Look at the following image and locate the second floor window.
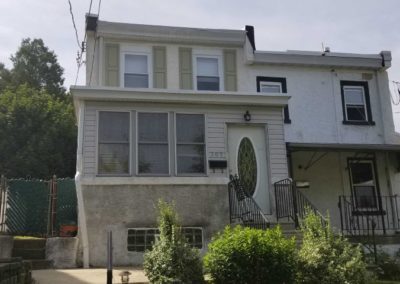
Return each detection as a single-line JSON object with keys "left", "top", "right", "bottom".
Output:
{"left": 340, "top": 81, "right": 374, "bottom": 125}
{"left": 124, "top": 54, "right": 149, "bottom": 88}
{"left": 196, "top": 57, "right": 220, "bottom": 91}
{"left": 257, "top": 76, "right": 291, "bottom": 124}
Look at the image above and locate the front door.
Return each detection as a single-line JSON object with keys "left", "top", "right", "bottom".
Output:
{"left": 228, "top": 125, "right": 270, "bottom": 213}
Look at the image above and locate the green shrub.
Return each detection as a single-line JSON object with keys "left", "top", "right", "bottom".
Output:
{"left": 375, "top": 249, "right": 400, "bottom": 281}
{"left": 143, "top": 200, "right": 204, "bottom": 284}
{"left": 296, "top": 210, "right": 369, "bottom": 284}
{"left": 204, "top": 225, "right": 296, "bottom": 284}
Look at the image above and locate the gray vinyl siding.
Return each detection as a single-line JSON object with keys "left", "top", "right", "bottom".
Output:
{"left": 82, "top": 101, "right": 288, "bottom": 179}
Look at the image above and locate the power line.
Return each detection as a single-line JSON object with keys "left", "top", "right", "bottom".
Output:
{"left": 68, "top": 0, "right": 81, "bottom": 50}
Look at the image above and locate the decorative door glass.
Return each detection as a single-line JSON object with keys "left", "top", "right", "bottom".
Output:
{"left": 238, "top": 137, "right": 257, "bottom": 196}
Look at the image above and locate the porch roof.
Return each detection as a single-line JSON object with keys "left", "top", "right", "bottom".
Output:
{"left": 286, "top": 142, "right": 400, "bottom": 152}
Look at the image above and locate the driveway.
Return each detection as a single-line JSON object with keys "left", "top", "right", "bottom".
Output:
{"left": 32, "top": 268, "right": 149, "bottom": 284}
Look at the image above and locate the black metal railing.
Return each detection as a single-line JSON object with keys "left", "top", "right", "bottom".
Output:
{"left": 274, "top": 178, "right": 327, "bottom": 228}
{"left": 228, "top": 175, "right": 270, "bottom": 230}
{"left": 339, "top": 196, "right": 381, "bottom": 262}
{"left": 338, "top": 195, "right": 400, "bottom": 235}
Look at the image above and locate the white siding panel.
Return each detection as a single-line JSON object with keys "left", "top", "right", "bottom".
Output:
{"left": 81, "top": 101, "right": 288, "bottom": 180}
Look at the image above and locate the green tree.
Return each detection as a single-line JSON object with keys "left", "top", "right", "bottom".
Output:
{"left": 143, "top": 200, "right": 204, "bottom": 284}
{"left": 0, "top": 63, "right": 12, "bottom": 93}
{"left": 0, "top": 85, "right": 76, "bottom": 178}
{"left": 296, "top": 210, "right": 370, "bottom": 284}
{"left": 7, "top": 38, "right": 66, "bottom": 97}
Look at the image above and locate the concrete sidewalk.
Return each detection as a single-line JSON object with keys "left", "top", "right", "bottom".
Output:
{"left": 32, "top": 268, "right": 149, "bottom": 284}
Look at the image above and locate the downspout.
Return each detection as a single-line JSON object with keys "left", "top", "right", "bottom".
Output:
{"left": 75, "top": 99, "right": 90, "bottom": 268}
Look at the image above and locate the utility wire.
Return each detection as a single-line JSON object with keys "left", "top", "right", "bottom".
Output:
{"left": 68, "top": 0, "right": 81, "bottom": 50}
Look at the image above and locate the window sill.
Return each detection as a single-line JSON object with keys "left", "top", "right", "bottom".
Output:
{"left": 342, "top": 120, "right": 375, "bottom": 126}
{"left": 80, "top": 176, "right": 228, "bottom": 186}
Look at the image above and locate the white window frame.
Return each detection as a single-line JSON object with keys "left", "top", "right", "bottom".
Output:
{"left": 136, "top": 111, "right": 170, "bottom": 176}
{"left": 96, "top": 110, "right": 132, "bottom": 176}
{"left": 348, "top": 159, "right": 378, "bottom": 210}
{"left": 193, "top": 52, "right": 224, "bottom": 91}
{"left": 259, "top": 81, "right": 283, "bottom": 94}
{"left": 127, "top": 227, "right": 203, "bottom": 252}
{"left": 174, "top": 113, "right": 207, "bottom": 176}
{"left": 343, "top": 85, "right": 368, "bottom": 122}
{"left": 121, "top": 51, "right": 152, "bottom": 88}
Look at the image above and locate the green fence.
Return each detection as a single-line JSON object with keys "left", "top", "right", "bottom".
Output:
{"left": 0, "top": 177, "right": 77, "bottom": 237}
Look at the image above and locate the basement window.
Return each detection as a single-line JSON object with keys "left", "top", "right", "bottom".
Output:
{"left": 127, "top": 227, "right": 203, "bottom": 252}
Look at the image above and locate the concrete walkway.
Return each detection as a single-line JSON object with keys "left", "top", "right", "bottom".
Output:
{"left": 32, "top": 268, "right": 149, "bottom": 284}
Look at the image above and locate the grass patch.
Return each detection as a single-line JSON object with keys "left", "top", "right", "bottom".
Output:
{"left": 14, "top": 236, "right": 45, "bottom": 240}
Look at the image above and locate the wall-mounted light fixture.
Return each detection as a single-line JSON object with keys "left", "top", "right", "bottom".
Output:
{"left": 244, "top": 110, "right": 251, "bottom": 122}
{"left": 119, "top": 271, "right": 131, "bottom": 284}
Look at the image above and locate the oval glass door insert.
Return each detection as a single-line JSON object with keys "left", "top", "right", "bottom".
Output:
{"left": 238, "top": 137, "right": 257, "bottom": 196}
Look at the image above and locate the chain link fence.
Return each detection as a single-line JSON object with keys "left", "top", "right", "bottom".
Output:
{"left": 0, "top": 175, "right": 77, "bottom": 237}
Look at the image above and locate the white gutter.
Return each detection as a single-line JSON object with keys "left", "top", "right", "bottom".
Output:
{"left": 70, "top": 86, "right": 290, "bottom": 107}
{"left": 74, "top": 100, "right": 90, "bottom": 268}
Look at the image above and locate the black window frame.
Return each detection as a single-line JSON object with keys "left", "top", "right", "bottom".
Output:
{"left": 340, "top": 81, "right": 375, "bottom": 126}
{"left": 256, "top": 76, "right": 291, "bottom": 124}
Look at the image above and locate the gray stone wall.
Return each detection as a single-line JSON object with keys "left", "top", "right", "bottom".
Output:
{"left": 82, "top": 184, "right": 229, "bottom": 266}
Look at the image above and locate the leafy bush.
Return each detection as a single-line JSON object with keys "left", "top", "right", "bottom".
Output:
{"left": 375, "top": 249, "right": 400, "bottom": 281}
{"left": 143, "top": 200, "right": 204, "bottom": 284}
{"left": 204, "top": 225, "right": 296, "bottom": 284}
{"left": 296, "top": 210, "right": 369, "bottom": 284}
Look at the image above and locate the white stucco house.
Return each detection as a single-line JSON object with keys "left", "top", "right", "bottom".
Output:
{"left": 71, "top": 14, "right": 400, "bottom": 267}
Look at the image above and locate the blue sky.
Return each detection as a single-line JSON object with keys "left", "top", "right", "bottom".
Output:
{"left": 0, "top": 0, "right": 399, "bottom": 110}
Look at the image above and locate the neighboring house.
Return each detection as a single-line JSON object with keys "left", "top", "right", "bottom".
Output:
{"left": 71, "top": 15, "right": 400, "bottom": 267}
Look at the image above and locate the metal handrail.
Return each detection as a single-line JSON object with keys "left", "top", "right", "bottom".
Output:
{"left": 339, "top": 196, "right": 378, "bottom": 262}
{"left": 274, "top": 178, "right": 327, "bottom": 228}
{"left": 228, "top": 175, "right": 270, "bottom": 230}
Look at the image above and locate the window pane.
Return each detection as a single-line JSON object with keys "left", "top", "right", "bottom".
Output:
{"left": 176, "top": 114, "right": 205, "bottom": 143}
{"left": 125, "top": 54, "right": 148, "bottom": 74}
{"left": 260, "top": 84, "right": 281, "bottom": 93}
{"left": 138, "top": 144, "right": 169, "bottom": 174}
{"left": 344, "top": 87, "right": 364, "bottom": 105}
{"left": 197, "top": 57, "right": 218, "bottom": 76}
{"left": 346, "top": 106, "right": 366, "bottom": 121}
{"left": 177, "top": 145, "right": 205, "bottom": 174}
{"left": 354, "top": 186, "right": 377, "bottom": 208}
{"left": 197, "top": 76, "right": 219, "bottom": 91}
{"left": 350, "top": 162, "right": 374, "bottom": 186}
{"left": 138, "top": 113, "right": 168, "bottom": 142}
{"left": 98, "top": 143, "right": 129, "bottom": 174}
{"left": 138, "top": 113, "right": 169, "bottom": 174}
{"left": 124, "top": 74, "right": 149, "bottom": 88}
{"left": 99, "top": 112, "right": 129, "bottom": 142}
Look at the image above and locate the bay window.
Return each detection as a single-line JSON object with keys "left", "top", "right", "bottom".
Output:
{"left": 137, "top": 113, "right": 169, "bottom": 175}
{"left": 98, "top": 111, "right": 130, "bottom": 175}
{"left": 176, "top": 114, "right": 206, "bottom": 175}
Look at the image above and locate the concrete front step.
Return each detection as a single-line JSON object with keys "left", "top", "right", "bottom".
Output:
{"left": 13, "top": 239, "right": 46, "bottom": 249}
{"left": 29, "top": 259, "right": 53, "bottom": 270}
{"left": 12, "top": 248, "right": 45, "bottom": 260}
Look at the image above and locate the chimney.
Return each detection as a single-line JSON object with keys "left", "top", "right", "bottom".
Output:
{"left": 86, "top": 13, "right": 98, "bottom": 32}
{"left": 245, "top": 25, "right": 256, "bottom": 51}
